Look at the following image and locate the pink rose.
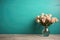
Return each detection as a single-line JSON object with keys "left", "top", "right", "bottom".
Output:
{"left": 42, "top": 19, "right": 45, "bottom": 23}
{"left": 51, "top": 17, "right": 58, "bottom": 23}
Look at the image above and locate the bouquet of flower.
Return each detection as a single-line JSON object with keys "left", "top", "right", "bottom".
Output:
{"left": 36, "top": 13, "right": 59, "bottom": 27}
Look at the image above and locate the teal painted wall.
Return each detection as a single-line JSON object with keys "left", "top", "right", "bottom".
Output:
{"left": 0, "top": 0, "right": 60, "bottom": 34}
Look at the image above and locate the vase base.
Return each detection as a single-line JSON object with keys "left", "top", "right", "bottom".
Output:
{"left": 42, "top": 31, "right": 50, "bottom": 37}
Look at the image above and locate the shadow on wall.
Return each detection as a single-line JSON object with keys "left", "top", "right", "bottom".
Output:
{"left": 31, "top": 19, "right": 44, "bottom": 34}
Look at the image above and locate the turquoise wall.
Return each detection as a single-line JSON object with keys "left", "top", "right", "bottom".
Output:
{"left": 0, "top": 0, "right": 60, "bottom": 34}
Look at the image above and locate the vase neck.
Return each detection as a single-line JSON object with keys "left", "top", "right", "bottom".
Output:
{"left": 44, "top": 27, "right": 48, "bottom": 32}
{"left": 45, "top": 26, "right": 48, "bottom": 28}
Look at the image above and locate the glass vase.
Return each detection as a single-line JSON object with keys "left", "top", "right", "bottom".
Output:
{"left": 42, "top": 27, "right": 50, "bottom": 37}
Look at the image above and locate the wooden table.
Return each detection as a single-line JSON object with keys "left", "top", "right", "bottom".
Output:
{"left": 0, "top": 34, "right": 60, "bottom": 40}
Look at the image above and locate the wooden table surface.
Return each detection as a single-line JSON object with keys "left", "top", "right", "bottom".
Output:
{"left": 0, "top": 34, "right": 60, "bottom": 40}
